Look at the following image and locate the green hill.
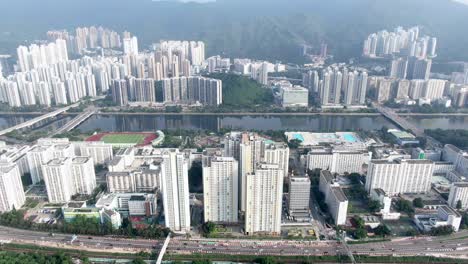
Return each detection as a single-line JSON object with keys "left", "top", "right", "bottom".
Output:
{"left": 207, "top": 73, "right": 274, "bottom": 108}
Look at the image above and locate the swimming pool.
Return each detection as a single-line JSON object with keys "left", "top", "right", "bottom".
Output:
{"left": 293, "top": 133, "right": 304, "bottom": 142}
{"left": 343, "top": 133, "right": 357, "bottom": 143}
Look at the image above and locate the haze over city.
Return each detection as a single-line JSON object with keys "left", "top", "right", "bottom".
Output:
{"left": 0, "top": 0, "right": 467, "bottom": 263}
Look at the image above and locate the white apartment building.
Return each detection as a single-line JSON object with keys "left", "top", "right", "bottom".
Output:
{"left": 443, "top": 144, "right": 468, "bottom": 175}
{"left": 366, "top": 159, "right": 434, "bottom": 196}
{"left": 424, "top": 79, "right": 446, "bottom": 101}
{"left": 203, "top": 156, "right": 239, "bottom": 223}
{"left": 306, "top": 147, "right": 371, "bottom": 174}
{"left": 0, "top": 145, "right": 31, "bottom": 177}
{"left": 27, "top": 145, "right": 53, "bottom": 184}
{"left": 264, "top": 143, "right": 290, "bottom": 177}
{"left": 224, "top": 132, "right": 289, "bottom": 212}
{"left": 448, "top": 182, "right": 468, "bottom": 210}
{"left": 160, "top": 149, "right": 190, "bottom": 233}
{"left": 78, "top": 141, "right": 113, "bottom": 165}
{"left": 52, "top": 143, "right": 75, "bottom": 159}
{"left": 107, "top": 171, "right": 136, "bottom": 193}
{"left": 288, "top": 177, "right": 311, "bottom": 216}
{"left": 328, "top": 187, "right": 349, "bottom": 226}
{"left": 71, "top": 157, "right": 96, "bottom": 195}
{"left": 319, "top": 170, "right": 348, "bottom": 225}
{"left": 42, "top": 158, "right": 74, "bottom": 203}
{"left": 245, "top": 164, "right": 284, "bottom": 235}
{"left": 0, "top": 164, "right": 26, "bottom": 212}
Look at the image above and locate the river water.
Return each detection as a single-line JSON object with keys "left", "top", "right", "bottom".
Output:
{"left": 0, "top": 114, "right": 467, "bottom": 133}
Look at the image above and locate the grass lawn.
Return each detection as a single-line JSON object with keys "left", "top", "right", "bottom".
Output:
{"left": 101, "top": 134, "right": 146, "bottom": 144}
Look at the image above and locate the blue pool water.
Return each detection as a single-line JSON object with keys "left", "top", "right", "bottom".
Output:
{"left": 293, "top": 133, "right": 304, "bottom": 142}
{"left": 343, "top": 133, "right": 357, "bottom": 142}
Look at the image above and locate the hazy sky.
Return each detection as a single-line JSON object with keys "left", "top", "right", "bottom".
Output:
{"left": 454, "top": 0, "right": 468, "bottom": 4}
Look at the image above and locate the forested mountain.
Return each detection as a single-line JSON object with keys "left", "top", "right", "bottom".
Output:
{"left": 0, "top": 0, "right": 467, "bottom": 63}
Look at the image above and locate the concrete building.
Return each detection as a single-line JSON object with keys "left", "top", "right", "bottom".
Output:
{"left": 160, "top": 149, "right": 190, "bottom": 233}
{"left": 0, "top": 164, "right": 26, "bottom": 212}
{"left": 71, "top": 157, "right": 96, "bottom": 195}
{"left": 366, "top": 159, "right": 434, "bottom": 196}
{"left": 442, "top": 144, "right": 468, "bottom": 175}
{"left": 78, "top": 141, "right": 114, "bottom": 165}
{"left": 370, "top": 188, "right": 400, "bottom": 220}
{"left": 128, "top": 194, "right": 157, "bottom": 216}
{"left": 306, "top": 147, "right": 371, "bottom": 174}
{"left": 27, "top": 145, "right": 53, "bottom": 184}
{"left": 42, "top": 158, "right": 74, "bottom": 203}
{"left": 414, "top": 205, "right": 462, "bottom": 232}
{"left": 390, "top": 58, "right": 408, "bottom": 79}
{"left": 319, "top": 170, "right": 348, "bottom": 225}
{"left": 223, "top": 132, "right": 289, "bottom": 212}
{"left": 280, "top": 85, "right": 309, "bottom": 107}
{"left": 245, "top": 164, "right": 284, "bottom": 235}
{"left": 203, "top": 155, "right": 239, "bottom": 223}
{"left": 159, "top": 76, "right": 222, "bottom": 106}
{"left": 101, "top": 208, "right": 122, "bottom": 229}
{"left": 448, "top": 182, "right": 468, "bottom": 210}
{"left": 288, "top": 177, "right": 311, "bottom": 219}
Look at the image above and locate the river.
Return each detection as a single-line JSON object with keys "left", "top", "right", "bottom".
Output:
{"left": 0, "top": 114, "right": 467, "bottom": 133}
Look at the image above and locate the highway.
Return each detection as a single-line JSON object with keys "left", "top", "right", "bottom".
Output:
{"left": 0, "top": 96, "right": 104, "bottom": 136}
{"left": 0, "top": 102, "right": 82, "bottom": 136}
{"left": 50, "top": 108, "right": 97, "bottom": 136}
{"left": 0, "top": 226, "right": 467, "bottom": 260}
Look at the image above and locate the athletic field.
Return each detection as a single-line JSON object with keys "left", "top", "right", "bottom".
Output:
{"left": 86, "top": 132, "right": 157, "bottom": 146}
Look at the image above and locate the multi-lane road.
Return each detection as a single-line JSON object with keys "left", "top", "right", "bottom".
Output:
{"left": 0, "top": 225, "right": 467, "bottom": 260}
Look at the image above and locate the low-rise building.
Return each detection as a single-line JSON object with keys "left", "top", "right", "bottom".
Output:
{"left": 280, "top": 84, "right": 309, "bottom": 107}
{"left": 128, "top": 194, "right": 157, "bottom": 216}
{"left": 414, "top": 205, "right": 462, "bottom": 232}
{"left": 388, "top": 129, "right": 419, "bottom": 146}
{"left": 96, "top": 193, "right": 157, "bottom": 217}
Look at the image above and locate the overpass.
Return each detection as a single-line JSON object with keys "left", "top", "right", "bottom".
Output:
{"left": 156, "top": 234, "right": 171, "bottom": 264}
{"left": 373, "top": 103, "right": 441, "bottom": 147}
{"left": 0, "top": 96, "right": 105, "bottom": 136}
{"left": 373, "top": 103, "right": 425, "bottom": 136}
{"left": 50, "top": 108, "right": 97, "bottom": 136}
{"left": 0, "top": 102, "right": 81, "bottom": 136}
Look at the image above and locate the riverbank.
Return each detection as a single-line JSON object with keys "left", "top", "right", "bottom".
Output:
{"left": 98, "top": 111, "right": 382, "bottom": 116}
{"left": 1, "top": 110, "right": 468, "bottom": 117}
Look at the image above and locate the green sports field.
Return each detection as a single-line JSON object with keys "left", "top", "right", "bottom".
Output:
{"left": 101, "top": 133, "right": 146, "bottom": 145}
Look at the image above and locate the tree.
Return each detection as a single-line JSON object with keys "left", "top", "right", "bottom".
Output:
{"left": 374, "top": 224, "right": 391, "bottom": 237}
{"left": 413, "top": 198, "right": 424, "bottom": 208}
{"left": 193, "top": 259, "right": 211, "bottom": 264}
{"left": 430, "top": 225, "right": 454, "bottom": 236}
{"left": 256, "top": 256, "right": 277, "bottom": 264}
{"left": 202, "top": 221, "right": 216, "bottom": 236}
{"left": 354, "top": 228, "right": 368, "bottom": 239}
{"left": 348, "top": 173, "right": 361, "bottom": 185}
{"left": 131, "top": 258, "right": 147, "bottom": 264}
{"left": 353, "top": 216, "right": 365, "bottom": 229}
{"left": 287, "top": 139, "right": 302, "bottom": 149}
{"left": 368, "top": 200, "right": 382, "bottom": 213}
{"left": 395, "top": 199, "right": 415, "bottom": 215}
{"left": 456, "top": 200, "right": 463, "bottom": 210}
